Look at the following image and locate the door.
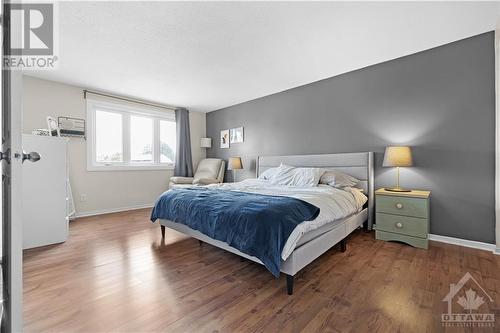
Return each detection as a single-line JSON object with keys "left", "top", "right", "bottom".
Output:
{"left": 1, "top": 2, "right": 24, "bottom": 332}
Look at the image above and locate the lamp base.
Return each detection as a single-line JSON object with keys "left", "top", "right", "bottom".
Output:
{"left": 384, "top": 187, "right": 412, "bottom": 193}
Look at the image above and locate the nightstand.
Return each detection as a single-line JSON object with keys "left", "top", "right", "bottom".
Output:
{"left": 375, "top": 188, "right": 431, "bottom": 249}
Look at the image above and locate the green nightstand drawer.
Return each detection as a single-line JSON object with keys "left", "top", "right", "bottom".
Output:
{"left": 376, "top": 212, "right": 428, "bottom": 238}
{"left": 376, "top": 230, "right": 428, "bottom": 249}
{"left": 377, "top": 195, "right": 428, "bottom": 219}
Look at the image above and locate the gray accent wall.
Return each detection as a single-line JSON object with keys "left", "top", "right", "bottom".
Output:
{"left": 206, "top": 32, "right": 495, "bottom": 244}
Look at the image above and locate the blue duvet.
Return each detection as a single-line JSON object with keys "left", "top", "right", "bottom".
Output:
{"left": 150, "top": 187, "right": 320, "bottom": 277}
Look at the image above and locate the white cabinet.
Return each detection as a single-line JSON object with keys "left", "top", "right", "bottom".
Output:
{"left": 22, "top": 135, "right": 70, "bottom": 249}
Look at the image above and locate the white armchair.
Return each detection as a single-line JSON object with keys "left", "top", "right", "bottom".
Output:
{"left": 169, "top": 158, "right": 225, "bottom": 188}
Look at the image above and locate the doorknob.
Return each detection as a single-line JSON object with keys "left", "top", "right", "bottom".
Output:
{"left": 22, "top": 151, "right": 41, "bottom": 163}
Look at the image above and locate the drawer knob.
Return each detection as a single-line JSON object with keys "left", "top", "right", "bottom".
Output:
{"left": 395, "top": 203, "right": 403, "bottom": 209}
{"left": 395, "top": 222, "right": 403, "bottom": 228}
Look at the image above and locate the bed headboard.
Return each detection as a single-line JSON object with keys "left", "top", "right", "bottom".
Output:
{"left": 257, "top": 152, "right": 374, "bottom": 229}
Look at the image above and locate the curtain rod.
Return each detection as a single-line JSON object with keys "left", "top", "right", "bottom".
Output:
{"left": 83, "top": 89, "right": 178, "bottom": 111}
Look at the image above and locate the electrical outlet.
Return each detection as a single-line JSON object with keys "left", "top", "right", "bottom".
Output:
{"left": 80, "top": 194, "right": 87, "bottom": 202}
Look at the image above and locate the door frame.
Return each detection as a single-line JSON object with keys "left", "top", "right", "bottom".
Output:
{"left": 495, "top": 28, "right": 500, "bottom": 255}
{"left": 1, "top": 1, "right": 24, "bottom": 331}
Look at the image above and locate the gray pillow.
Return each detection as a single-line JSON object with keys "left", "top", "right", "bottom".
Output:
{"left": 320, "top": 170, "right": 358, "bottom": 188}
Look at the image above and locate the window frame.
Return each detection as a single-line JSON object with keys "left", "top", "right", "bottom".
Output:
{"left": 86, "top": 98, "right": 176, "bottom": 171}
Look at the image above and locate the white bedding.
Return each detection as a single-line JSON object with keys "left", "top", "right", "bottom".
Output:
{"left": 208, "top": 178, "right": 367, "bottom": 260}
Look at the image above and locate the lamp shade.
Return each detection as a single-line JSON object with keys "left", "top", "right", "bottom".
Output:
{"left": 200, "top": 137, "right": 212, "bottom": 148}
{"left": 228, "top": 157, "right": 243, "bottom": 170}
{"left": 382, "top": 146, "right": 413, "bottom": 167}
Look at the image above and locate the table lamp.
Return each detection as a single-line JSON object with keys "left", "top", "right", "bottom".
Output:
{"left": 382, "top": 146, "right": 413, "bottom": 192}
{"left": 228, "top": 157, "right": 243, "bottom": 182}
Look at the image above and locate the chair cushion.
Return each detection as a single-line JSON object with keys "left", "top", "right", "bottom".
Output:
{"left": 194, "top": 178, "right": 220, "bottom": 185}
{"left": 193, "top": 158, "right": 223, "bottom": 183}
{"left": 170, "top": 176, "right": 194, "bottom": 184}
{"left": 169, "top": 183, "right": 195, "bottom": 189}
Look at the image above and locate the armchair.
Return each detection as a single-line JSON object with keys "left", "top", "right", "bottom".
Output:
{"left": 169, "top": 158, "right": 225, "bottom": 188}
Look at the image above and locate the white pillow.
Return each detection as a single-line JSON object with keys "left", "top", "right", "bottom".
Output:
{"left": 268, "top": 164, "right": 295, "bottom": 183}
{"left": 258, "top": 167, "right": 279, "bottom": 180}
{"left": 320, "top": 170, "right": 359, "bottom": 188}
{"left": 270, "top": 165, "right": 324, "bottom": 187}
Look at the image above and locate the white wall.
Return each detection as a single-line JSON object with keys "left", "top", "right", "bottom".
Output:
{"left": 22, "top": 76, "right": 206, "bottom": 216}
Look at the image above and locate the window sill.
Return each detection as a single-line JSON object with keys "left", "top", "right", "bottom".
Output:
{"left": 87, "top": 164, "right": 175, "bottom": 172}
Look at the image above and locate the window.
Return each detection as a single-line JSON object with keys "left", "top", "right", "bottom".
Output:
{"left": 87, "top": 98, "right": 176, "bottom": 171}
{"left": 160, "top": 120, "right": 176, "bottom": 163}
{"left": 130, "top": 116, "right": 153, "bottom": 162}
{"left": 95, "top": 110, "right": 123, "bottom": 162}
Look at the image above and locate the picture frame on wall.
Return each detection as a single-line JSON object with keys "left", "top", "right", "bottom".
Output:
{"left": 230, "top": 127, "right": 244, "bottom": 144}
{"left": 220, "top": 129, "right": 230, "bottom": 148}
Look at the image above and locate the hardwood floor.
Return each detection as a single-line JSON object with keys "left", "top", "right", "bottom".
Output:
{"left": 24, "top": 209, "right": 500, "bottom": 332}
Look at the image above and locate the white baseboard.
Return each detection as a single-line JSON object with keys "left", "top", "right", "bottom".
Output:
{"left": 73, "top": 203, "right": 154, "bottom": 218}
{"left": 429, "top": 234, "right": 497, "bottom": 254}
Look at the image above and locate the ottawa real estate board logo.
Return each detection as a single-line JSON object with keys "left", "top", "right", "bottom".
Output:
{"left": 442, "top": 272, "right": 495, "bottom": 328}
{"left": 4, "top": 2, "right": 58, "bottom": 70}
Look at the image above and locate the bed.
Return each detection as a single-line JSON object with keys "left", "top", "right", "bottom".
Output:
{"left": 153, "top": 152, "right": 374, "bottom": 295}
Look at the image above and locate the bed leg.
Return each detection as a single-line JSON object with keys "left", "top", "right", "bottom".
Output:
{"left": 160, "top": 225, "right": 165, "bottom": 239}
{"left": 340, "top": 238, "right": 347, "bottom": 252}
{"left": 363, "top": 221, "right": 368, "bottom": 231}
{"left": 198, "top": 240, "right": 203, "bottom": 246}
{"left": 286, "top": 274, "right": 294, "bottom": 295}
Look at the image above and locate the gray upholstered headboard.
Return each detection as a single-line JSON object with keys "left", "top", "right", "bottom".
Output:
{"left": 257, "top": 152, "right": 374, "bottom": 229}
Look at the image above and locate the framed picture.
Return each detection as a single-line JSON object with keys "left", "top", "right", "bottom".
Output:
{"left": 230, "top": 127, "right": 244, "bottom": 144}
{"left": 220, "top": 129, "right": 230, "bottom": 148}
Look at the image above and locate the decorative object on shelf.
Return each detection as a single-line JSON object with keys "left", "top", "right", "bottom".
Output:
{"left": 58, "top": 116, "right": 86, "bottom": 138}
{"left": 375, "top": 188, "right": 430, "bottom": 249}
{"left": 382, "top": 146, "right": 413, "bottom": 192}
{"left": 47, "top": 116, "right": 60, "bottom": 137}
{"left": 220, "top": 129, "right": 230, "bottom": 148}
{"left": 200, "top": 137, "right": 212, "bottom": 148}
{"left": 230, "top": 126, "right": 244, "bottom": 144}
{"left": 228, "top": 156, "right": 243, "bottom": 182}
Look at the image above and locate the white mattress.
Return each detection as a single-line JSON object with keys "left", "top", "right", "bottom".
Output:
{"left": 207, "top": 179, "right": 367, "bottom": 260}
{"left": 295, "top": 217, "right": 345, "bottom": 247}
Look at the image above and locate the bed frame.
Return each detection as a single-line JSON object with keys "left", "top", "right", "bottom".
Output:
{"left": 159, "top": 152, "right": 374, "bottom": 295}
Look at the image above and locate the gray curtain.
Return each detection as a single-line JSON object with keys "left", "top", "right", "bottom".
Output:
{"left": 174, "top": 108, "right": 194, "bottom": 177}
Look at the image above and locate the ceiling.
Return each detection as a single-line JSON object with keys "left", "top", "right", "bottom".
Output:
{"left": 27, "top": 1, "right": 499, "bottom": 113}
